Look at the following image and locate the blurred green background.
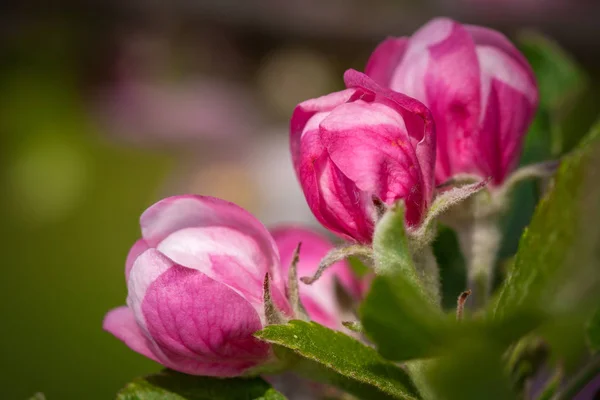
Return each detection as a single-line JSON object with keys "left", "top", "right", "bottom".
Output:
{"left": 1, "top": 2, "right": 600, "bottom": 398}
{"left": 0, "top": 39, "right": 171, "bottom": 398}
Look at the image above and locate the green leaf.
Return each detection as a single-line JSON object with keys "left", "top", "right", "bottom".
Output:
{"left": 496, "top": 120, "right": 600, "bottom": 314}
{"left": 360, "top": 273, "right": 448, "bottom": 362}
{"left": 502, "top": 32, "right": 590, "bottom": 267}
{"left": 519, "top": 31, "right": 588, "bottom": 156}
{"left": 495, "top": 119, "right": 600, "bottom": 332}
{"left": 519, "top": 31, "right": 586, "bottom": 115}
{"left": 117, "top": 371, "right": 285, "bottom": 400}
{"left": 373, "top": 203, "right": 439, "bottom": 305}
{"left": 503, "top": 33, "right": 592, "bottom": 266}
{"left": 587, "top": 307, "right": 600, "bottom": 353}
{"left": 255, "top": 320, "right": 419, "bottom": 400}
{"left": 365, "top": 204, "right": 533, "bottom": 363}
{"left": 423, "top": 337, "right": 517, "bottom": 400}
{"left": 361, "top": 274, "right": 541, "bottom": 370}
{"left": 372, "top": 203, "right": 417, "bottom": 278}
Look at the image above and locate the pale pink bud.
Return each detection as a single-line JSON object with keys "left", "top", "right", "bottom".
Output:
{"left": 271, "top": 227, "right": 362, "bottom": 330}
{"left": 290, "top": 69, "right": 436, "bottom": 243}
{"left": 366, "top": 18, "right": 538, "bottom": 185}
{"left": 103, "top": 195, "right": 291, "bottom": 377}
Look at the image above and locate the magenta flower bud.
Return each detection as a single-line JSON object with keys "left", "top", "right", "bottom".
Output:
{"left": 103, "top": 195, "right": 291, "bottom": 377}
{"left": 366, "top": 18, "right": 538, "bottom": 185}
{"left": 290, "top": 69, "right": 436, "bottom": 243}
{"left": 271, "top": 227, "right": 362, "bottom": 330}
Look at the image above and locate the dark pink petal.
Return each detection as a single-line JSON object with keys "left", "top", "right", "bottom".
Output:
{"left": 125, "top": 239, "right": 149, "bottom": 281}
{"left": 139, "top": 195, "right": 283, "bottom": 289}
{"left": 103, "top": 306, "right": 161, "bottom": 363}
{"left": 320, "top": 100, "right": 425, "bottom": 225}
{"left": 294, "top": 120, "right": 340, "bottom": 235}
{"left": 271, "top": 226, "right": 361, "bottom": 330}
{"left": 290, "top": 89, "right": 357, "bottom": 171}
{"left": 296, "top": 120, "right": 374, "bottom": 243}
{"left": 365, "top": 37, "right": 409, "bottom": 87}
{"left": 477, "top": 79, "right": 535, "bottom": 184}
{"left": 344, "top": 69, "right": 436, "bottom": 211}
{"left": 313, "top": 155, "right": 375, "bottom": 243}
{"left": 474, "top": 45, "right": 537, "bottom": 183}
{"left": 141, "top": 265, "right": 270, "bottom": 377}
{"left": 421, "top": 22, "right": 482, "bottom": 184}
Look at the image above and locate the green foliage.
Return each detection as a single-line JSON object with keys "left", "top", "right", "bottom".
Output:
{"left": 432, "top": 227, "right": 466, "bottom": 310}
{"left": 372, "top": 204, "right": 416, "bottom": 278}
{"left": 117, "top": 371, "right": 285, "bottom": 400}
{"left": 520, "top": 31, "right": 585, "bottom": 110}
{"left": 587, "top": 307, "right": 600, "bottom": 353}
{"left": 495, "top": 121, "right": 600, "bottom": 319}
{"left": 360, "top": 273, "right": 542, "bottom": 368}
{"left": 255, "top": 320, "right": 419, "bottom": 400}
{"left": 519, "top": 31, "right": 588, "bottom": 157}
{"left": 373, "top": 203, "right": 441, "bottom": 305}
{"left": 501, "top": 31, "right": 591, "bottom": 269}
{"left": 494, "top": 120, "right": 600, "bottom": 371}
{"left": 423, "top": 338, "right": 516, "bottom": 400}
{"left": 360, "top": 273, "right": 448, "bottom": 361}
{"left": 360, "top": 120, "right": 600, "bottom": 399}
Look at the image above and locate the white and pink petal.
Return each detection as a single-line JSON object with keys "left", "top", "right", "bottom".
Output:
{"left": 139, "top": 195, "right": 284, "bottom": 290}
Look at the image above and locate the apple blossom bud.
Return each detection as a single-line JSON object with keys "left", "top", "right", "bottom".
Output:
{"left": 290, "top": 69, "right": 436, "bottom": 243}
{"left": 271, "top": 227, "right": 362, "bottom": 330}
{"left": 366, "top": 18, "right": 538, "bottom": 185}
{"left": 103, "top": 195, "right": 291, "bottom": 377}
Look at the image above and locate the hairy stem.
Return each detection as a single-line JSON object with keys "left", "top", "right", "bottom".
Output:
{"left": 455, "top": 216, "right": 502, "bottom": 310}
{"left": 411, "top": 244, "right": 441, "bottom": 306}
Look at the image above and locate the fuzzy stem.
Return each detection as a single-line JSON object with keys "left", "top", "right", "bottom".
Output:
{"left": 455, "top": 216, "right": 502, "bottom": 310}
{"left": 411, "top": 244, "right": 441, "bottom": 306}
{"left": 406, "top": 360, "right": 436, "bottom": 400}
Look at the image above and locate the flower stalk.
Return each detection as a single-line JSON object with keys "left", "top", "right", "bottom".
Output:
{"left": 455, "top": 214, "right": 502, "bottom": 309}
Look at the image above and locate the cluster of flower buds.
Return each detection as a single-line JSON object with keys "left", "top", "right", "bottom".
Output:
{"left": 105, "top": 17, "right": 541, "bottom": 376}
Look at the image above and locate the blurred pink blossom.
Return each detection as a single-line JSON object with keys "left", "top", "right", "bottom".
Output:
{"left": 271, "top": 226, "right": 362, "bottom": 330}
{"left": 366, "top": 17, "right": 538, "bottom": 185}
{"left": 95, "top": 78, "right": 261, "bottom": 149}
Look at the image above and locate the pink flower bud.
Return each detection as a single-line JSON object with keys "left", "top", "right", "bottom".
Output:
{"left": 271, "top": 227, "right": 362, "bottom": 330}
{"left": 366, "top": 18, "right": 538, "bottom": 185}
{"left": 103, "top": 195, "right": 291, "bottom": 377}
{"left": 290, "top": 70, "right": 436, "bottom": 243}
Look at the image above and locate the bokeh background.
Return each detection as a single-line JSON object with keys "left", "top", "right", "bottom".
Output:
{"left": 1, "top": 1, "right": 600, "bottom": 398}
